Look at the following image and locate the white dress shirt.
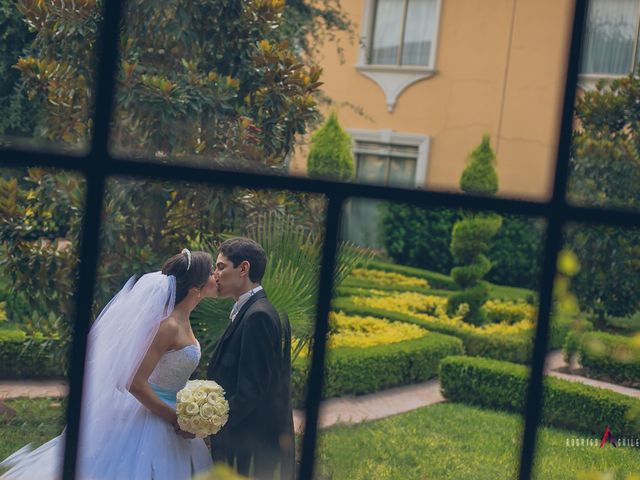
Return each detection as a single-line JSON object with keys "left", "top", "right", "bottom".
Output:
{"left": 229, "top": 285, "right": 263, "bottom": 322}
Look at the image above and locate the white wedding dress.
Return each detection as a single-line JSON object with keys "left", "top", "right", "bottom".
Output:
{"left": 0, "top": 273, "right": 213, "bottom": 480}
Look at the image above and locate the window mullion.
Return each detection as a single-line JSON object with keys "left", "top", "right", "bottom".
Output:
{"left": 397, "top": 0, "right": 410, "bottom": 65}
{"left": 298, "top": 194, "right": 344, "bottom": 480}
{"left": 632, "top": 1, "right": 640, "bottom": 72}
{"left": 369, "top": 1, "right": 380, "bottom": 64}
{"left": 385, "top": 155, "right": 392, "bottom": 186}
{"left": 517, "top": 0, "right": 589, "bottom": 478}
{"left": 61, "top": 174, "right": 106, "bottom": 480}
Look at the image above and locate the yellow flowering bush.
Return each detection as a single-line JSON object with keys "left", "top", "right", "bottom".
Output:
{"left": 350, "top": 292, "right": 534, "bottom": 337}
{"left": 292, "top": 312, "right": 426, "bottom": 356}
{"left": 351, "top": 292, "right": 448, "bottom": 318}
{"left": 328, "top": 312, "right": 426, "bottom": 348}
{"left": 349, "top": 268, "right": 429, "bottom": 288}
{"left": 484, "top": 299, "right": 536, "bottom": 325}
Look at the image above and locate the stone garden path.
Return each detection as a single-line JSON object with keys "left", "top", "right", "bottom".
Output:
{"left": 2, "top": 350, "right": 639, "bottom": 433}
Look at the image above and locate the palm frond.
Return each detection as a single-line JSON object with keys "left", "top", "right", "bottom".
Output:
{"left": 190, "top": 211, "right": 373, "bottom": 361}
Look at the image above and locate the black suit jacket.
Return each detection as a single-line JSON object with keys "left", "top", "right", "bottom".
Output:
{"left": 207, "top": 290, "right": 294, "bottom": 479}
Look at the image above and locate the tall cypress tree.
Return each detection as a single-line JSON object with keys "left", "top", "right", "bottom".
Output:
{"left": 307, "top": 111, "right": 354, "bottom": 181}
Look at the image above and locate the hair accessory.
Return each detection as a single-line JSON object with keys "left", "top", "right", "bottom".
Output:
{"left": 181, "top": 248, "right": 192, "bottom": 271}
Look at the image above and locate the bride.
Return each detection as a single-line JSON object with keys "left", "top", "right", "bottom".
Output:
{"left": 1, "top": 249, "right": 218, "bottom": 479}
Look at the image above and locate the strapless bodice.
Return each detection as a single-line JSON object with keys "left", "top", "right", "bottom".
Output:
{"left": 147, "top": 342, "right": 200, "bottom": 392}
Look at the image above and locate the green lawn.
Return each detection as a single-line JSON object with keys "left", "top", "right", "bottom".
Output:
{"left": 314, "top": 403, "right": 640, "bottom": 480}
{"left": 3, "top": 398, "right": 639, "bottom": 479}
{"left": 0, "top": 397, "right": 65, "bottom": 461}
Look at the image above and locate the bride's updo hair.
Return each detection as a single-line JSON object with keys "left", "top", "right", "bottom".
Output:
{"left": 162, "top": 250, "right": 213, "bottom": 304}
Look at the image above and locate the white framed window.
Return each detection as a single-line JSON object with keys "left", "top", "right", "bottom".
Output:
{"left": 343, "top": 129, "right": 430, "bottom": 247}
{"left": 580, "top": 0, "right": 640, "bottom": 77}
{"left": 356, "top": 0, "right": 443, "bottom": 112}
{"left": 369, "top": 0, "right": 440, "bottom": 67}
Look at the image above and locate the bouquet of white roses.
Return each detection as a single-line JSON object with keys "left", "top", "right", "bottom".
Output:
{"left": 176, "top": 380, "right": 229, "bottom": 438}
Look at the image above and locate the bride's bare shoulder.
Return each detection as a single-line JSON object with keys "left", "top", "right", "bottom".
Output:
{"left": 155, "top": 316, "right": 180, "bottom": 340}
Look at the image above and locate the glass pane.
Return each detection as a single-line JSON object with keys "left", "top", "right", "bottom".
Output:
{"left": 401, "top": 0, "right": 437, "bottom": 66}
{"left": 580, "top": 0, "right": 639, "bottom": 75}
{"left": 0, "top": 2, "right": 101, "bottom": 153}
{"left": 533, "top": 223, "right": 640, "bottom": 478}
{"left": 356, "top": 154, "right": 388, "bottom": 185}
{"left": 342, "top": 198, "right": 384, "bottom": 248}
{"left": 388, "top": 158, "right": 416, "bottom": 187}
{"left": 316, "top": 200, "right": 548, "bottom": 478}
{"left": 0, "top": 167, "right": 85, "bottom": 478}
{"left": 370, "top": 0, "right": 405, "bottom": 65}
{"left": 77, "top": 177, "right": 326, "bottom": 478}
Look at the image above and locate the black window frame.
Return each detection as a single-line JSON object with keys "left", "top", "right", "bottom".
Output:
{"left": 1, "top": 1, "right": 637, "bottom": 479}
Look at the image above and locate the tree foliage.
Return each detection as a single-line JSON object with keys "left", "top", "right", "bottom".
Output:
{"left": 566, "top": 73, "right": 640, "bottom": 327}
{"left": 0, "top": 168, "right": 84, "bottom": 373}
{"left": 0, "top": 1, "right": 350, "bottom": 372}
{"left": 280, "top": 0, "right": 354, "bottom": 61}
{"left": 13, "top": 0, "right": 323, "bottom": 166}
{"left": 0, "top": 0, "right": 36, "bottom": 137}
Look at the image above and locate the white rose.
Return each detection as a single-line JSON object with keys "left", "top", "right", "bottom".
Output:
{"left": 193, "top": 390, "right": 207, "bottom": 402}
{"left": 184, "top": 402, "right": 199, "bottom": 416}
{"left": 200, "top": 403, "right": 215, "bottom": 419}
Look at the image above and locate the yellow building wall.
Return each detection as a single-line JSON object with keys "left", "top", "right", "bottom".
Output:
{"left": 290, "top": 0, "right": 575, "bottom": 201}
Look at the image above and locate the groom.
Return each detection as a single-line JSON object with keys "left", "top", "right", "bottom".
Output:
{"left": 207, "top": 237, "right": 294, "bottom": 480}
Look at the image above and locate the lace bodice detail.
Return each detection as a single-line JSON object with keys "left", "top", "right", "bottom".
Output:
{"left": 148, "top": 342, "right": 201, "bottom": 392}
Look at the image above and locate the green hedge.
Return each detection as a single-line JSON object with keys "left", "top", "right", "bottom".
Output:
{"left": 291, "top": 332, "right": 463, "bottom": 408}
{"left": 334, "top": 297, "right": 578, "bottom": 363}
{"left": 564, "top": 331, "right": 640, "bottom": 387}
{"left": 0, "top": 330, "right": 64, "bottom": 379}
{"left": 440, "top": 355, "right": 640, "bottom": 437}
{"left": 333, "top": 297, "right": 533, "bottom": 363}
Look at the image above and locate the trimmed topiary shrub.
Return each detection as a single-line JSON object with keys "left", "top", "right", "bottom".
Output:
{"left": 291, "top": 332, "right": 463, "bottom": 407}
{"left": 379, "top": 205, "right": 544, "bottom": 290}
{"left": 447, "top": 136, "right": 502, "bottom": 325}
{"left": 448, "top": 216, "right": 502, "bottom": 324}
{"left": 307, "top": 111, "right": 354, "bottom": 181}
{"left": 440, "top": 355, "right": 640, "bottom": 437}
